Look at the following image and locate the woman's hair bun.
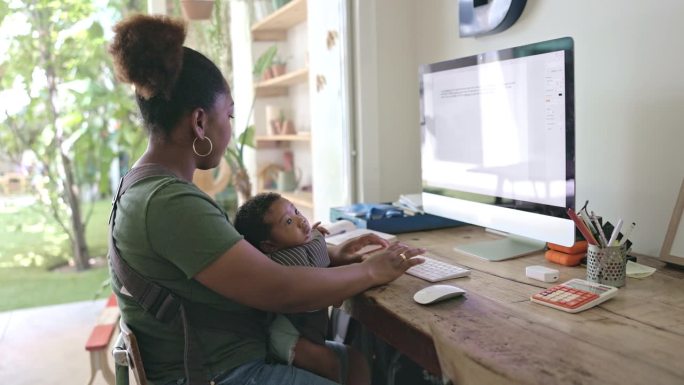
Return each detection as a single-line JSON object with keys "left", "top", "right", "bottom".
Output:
{"left": 109, "top": 14, "right": 187, "bottom": 100}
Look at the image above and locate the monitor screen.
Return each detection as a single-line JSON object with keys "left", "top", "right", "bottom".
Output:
{"left": 420, "top": 37, "right": 576, "bottom": 260}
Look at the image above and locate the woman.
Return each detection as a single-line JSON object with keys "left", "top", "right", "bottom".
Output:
{"left": 108, "top": 14, "right": 424, "bottom": 385}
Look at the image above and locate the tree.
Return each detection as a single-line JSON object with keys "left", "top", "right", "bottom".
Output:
{"left": 0, "top": 0, "right": 146, "bottom": 270}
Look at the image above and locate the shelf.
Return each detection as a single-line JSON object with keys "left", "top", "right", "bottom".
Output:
{"left": 256, "top": 133, "right": 311, "bottom": 142}
{"left": 252, "top": 0, "right": 307, "bottom": 41}
{"left": 255, "top": 68, "right": 309, "bottom": 97}
{"left": 261, "top": 189, "right": 313, "bottom": 208}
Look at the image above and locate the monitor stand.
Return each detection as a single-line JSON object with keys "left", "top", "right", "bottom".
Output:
{"left": 454, "top": 232, "right": 546, "bottom": 262}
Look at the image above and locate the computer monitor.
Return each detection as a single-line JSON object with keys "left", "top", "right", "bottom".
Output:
{"left": 420, "top": 37, "right": 576, "bottom": 261}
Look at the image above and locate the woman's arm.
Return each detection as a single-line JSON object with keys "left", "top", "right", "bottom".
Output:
{"left": 194, "top": 239, "right": 423, "bottom": 313}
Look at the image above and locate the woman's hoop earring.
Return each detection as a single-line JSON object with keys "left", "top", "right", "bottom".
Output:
{"left": 192, "top": 137, "right": 213, "bottom": 157}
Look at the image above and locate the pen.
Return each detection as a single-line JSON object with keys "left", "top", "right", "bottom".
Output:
{"left": 579, "top": 211, "right": 598, "bottom": 238}
{"left": 608, "top": 219, "right": 623, "bottom": 246}
{"left": 590, "top": 211, "right": 608, "bottom": 247}
{"left": 620, "top": 222, "right": 636, "bottom": 246}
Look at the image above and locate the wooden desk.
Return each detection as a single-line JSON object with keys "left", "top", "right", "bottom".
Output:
{"left": 345, "top": 226, "right": 684, "bottom": 385}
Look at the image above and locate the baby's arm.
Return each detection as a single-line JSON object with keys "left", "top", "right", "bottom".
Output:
{"left": 312, "top": 221, "right": 330, "bottom": 236}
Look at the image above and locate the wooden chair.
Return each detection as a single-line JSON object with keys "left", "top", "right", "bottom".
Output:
{"left": 85, "top": 294, "right": 120, "bottom": 385}
{"left": 430, "top": 323, "right": 515, "bottom": 385}
{"left": 112, "top": 319, "right": 148, "bottom": 385}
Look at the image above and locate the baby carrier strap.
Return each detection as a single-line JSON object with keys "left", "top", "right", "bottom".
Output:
{"left": 108, "top": 164, "right": 263, "bottom": 385}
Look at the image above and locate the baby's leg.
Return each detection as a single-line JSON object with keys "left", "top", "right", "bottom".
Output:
{"left": 268, "top": 315, "right": 301, "bottom": 365}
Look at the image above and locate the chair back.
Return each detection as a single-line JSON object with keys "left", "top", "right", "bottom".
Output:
{"left": 118, "top": 319, "right": 148, "bottom": 385}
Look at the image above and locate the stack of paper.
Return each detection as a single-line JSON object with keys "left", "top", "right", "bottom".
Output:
{"left": 323, "top": 220, "right": 396, "bottom": 254}
{"left": 625, "top": 261, "right": 657, "bottom": 279}
{"left": 393, "top": 193, "right": 424, "bottom": 214}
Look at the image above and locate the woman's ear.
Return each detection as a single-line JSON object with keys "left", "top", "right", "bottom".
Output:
{"left": 190, "top": 107, "right": 207, "bottom": 139}
{"left": 259, "top": 240, "right": 278, "bottom": 254}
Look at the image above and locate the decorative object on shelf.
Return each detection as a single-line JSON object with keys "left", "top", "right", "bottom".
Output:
{"left": 192, "top": 157, "right": 231, "bottom": 199}
{"left": 279, "top": 119, "right": 296, "bottom": 135}
{"left": 277, "top": 168, "right": 301, "bottom": 192}
{"left": 326, "top": 30, "right": 338, "bottom": 50}
{"left": 272, "top": 0, "right": 292, "bottom": 10}
{"left": 315, "top": 74, "right": 326, "bottom": 92}
{"left": 270, "top": 56, "right": 287, "bottom": 77}
{"left": 275, "top": 110, "right": 296, "bottom": 135}
{"left": 265, "top": 105, "right": 282, "bottom": 135}
{"left": 259, "top": 164, "right": 283, "bottom": 190}
{"left": 276, "top": 151, "right": 300, "bottom": 192}
{"left": 180, "top": 0, "right": 215, "bottom": 20}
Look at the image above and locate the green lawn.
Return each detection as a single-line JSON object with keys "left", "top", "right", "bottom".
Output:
{"left": 0, "top": 266, "right": 110, "bottom": 311}
{"left": 0, "top": 191, "right": 237, "bottom": 311}
{"left": 0, "top": 197, "right": 112, "bottom": 311}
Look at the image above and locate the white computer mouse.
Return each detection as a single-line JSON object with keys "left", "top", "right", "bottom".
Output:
{"left": 413, "top": 284, "right": 466, "bottom": 305}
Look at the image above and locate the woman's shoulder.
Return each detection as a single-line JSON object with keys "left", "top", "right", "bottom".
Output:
{"left": 127, "top": 175, "right": 207, "bottom": 204}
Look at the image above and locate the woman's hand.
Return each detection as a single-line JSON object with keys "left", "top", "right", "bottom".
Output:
{"left": 362, "top": 242, "right": 425, "bottom": 286}
{"left": 329, "top": 233, "right": 390, "bottom": 266}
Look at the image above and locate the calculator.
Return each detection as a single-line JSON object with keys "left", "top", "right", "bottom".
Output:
{"left": 530, "top": 278, "right": 618, "bottom": 313}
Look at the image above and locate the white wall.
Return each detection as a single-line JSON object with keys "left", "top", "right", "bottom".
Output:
{"left": 353, "top": 0, "right": 684, "bottom": 256}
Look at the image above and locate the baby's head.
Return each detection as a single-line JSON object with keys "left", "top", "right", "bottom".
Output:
{"left": 234, "top": 192, "right": 313, "bottom": 253}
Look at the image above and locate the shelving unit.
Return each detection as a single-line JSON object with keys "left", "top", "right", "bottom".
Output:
{"left": 254, "top": 67, "right": 308, "bottom": 97}
{"left": 251, "top": 0, "right": 307, "bottom": 41}
{"left": 256, "top": 132, "right": 311, "bottom": 143}
{"left": 250, "top": 0, "right": 313, "bottom": 215}
{"left": 262, "top": 190, "right": 313, "bottom": 209}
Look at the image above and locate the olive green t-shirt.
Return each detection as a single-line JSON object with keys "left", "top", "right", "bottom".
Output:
{"left": 110, "top": 175, "right": 268, "bottom": 384}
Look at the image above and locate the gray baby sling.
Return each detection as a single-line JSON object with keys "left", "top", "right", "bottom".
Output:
{"left": 108, "top": 164, "right": 264, "bottom": 385}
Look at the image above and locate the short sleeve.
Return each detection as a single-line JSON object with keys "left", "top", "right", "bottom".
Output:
{"left": 146, "top": 181, "right": 243, "bottom": 278}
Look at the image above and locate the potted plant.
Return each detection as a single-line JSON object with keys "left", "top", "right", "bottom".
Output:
{"left": 270, "top": 56, "right": 287, "bottom": 78}
{"left": 255, "top": 45, "right": 278, "bottom": 81}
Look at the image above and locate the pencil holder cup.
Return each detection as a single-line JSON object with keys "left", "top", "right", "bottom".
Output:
{"left": 586, "top": 244, "right": 627, "bottom": 287}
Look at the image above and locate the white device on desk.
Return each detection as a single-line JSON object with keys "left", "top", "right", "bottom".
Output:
{"left": 413, "top": 284, "right": 466, "bottom": 305}
{"left": 525, "top": 265, "right": 559, "bottom": 283}
{"left": 531, "top": 278, "right": 618, "bottom": 313}
{"left": 405, "top": 255, "right": 470, "bottom": 282}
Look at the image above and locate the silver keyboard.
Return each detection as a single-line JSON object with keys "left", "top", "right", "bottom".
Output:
{"left": 405, "top": 255, "right": 471, "bottom": 282}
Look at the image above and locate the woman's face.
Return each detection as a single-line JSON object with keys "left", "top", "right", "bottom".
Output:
{"left": 202, "top": 91, "right": 234, "bottom": 168}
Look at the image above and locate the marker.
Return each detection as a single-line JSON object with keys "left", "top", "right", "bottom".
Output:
{"left": 620, "top": 222, "right": 636, "bottom": 246}
{"left": 607, "top": 219, "right": 623, "bottom": 246}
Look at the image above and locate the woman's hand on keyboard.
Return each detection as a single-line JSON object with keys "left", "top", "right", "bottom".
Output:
{"left": 363, "top": 242, "right": 425, "bottom": 285}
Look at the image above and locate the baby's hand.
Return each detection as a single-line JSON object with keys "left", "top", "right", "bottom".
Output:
{"left": 312, "top": 222, "right": 330, "bottom": 236}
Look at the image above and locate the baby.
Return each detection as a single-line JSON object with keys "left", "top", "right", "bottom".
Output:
{"left": 234, "top": 192, "right": 373, "bottom": 384}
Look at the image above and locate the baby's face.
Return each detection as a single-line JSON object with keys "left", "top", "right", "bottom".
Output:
{"left": 263, "top": 197, "right": 312, "bottom": 250}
